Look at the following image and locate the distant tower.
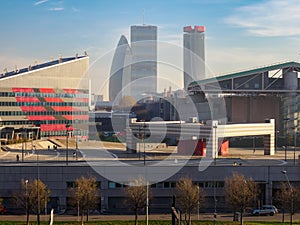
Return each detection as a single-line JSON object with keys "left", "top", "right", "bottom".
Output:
{"left": 109, "top": 35, "right": 131, "bottom": 102}
{"left": 183, "top": 25, "right": 205, "bottom": 90}
{"left": 130, "top": 25, "right": 157, "bottom": 98}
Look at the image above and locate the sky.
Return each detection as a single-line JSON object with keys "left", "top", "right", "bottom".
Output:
{"left": 1, "top": 0, "right": 300, "bottom": 99}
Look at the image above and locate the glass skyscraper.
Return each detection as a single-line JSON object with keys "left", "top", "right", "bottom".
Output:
{"left": 183, "top": 25, "right": 206, "bottom": 90}
{"left": 130, "top": 25, "right": 157, "bottom": 99}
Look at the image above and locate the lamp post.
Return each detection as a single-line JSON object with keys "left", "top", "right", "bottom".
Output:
{"left": 213, "top": 123, "right": 218, "bottom": 225}
{"left": 25, "top": 179, "right": 28, "bottom": 225}
{"left": 143, "top": 123, "right": 146, "bottom": 166}
{"left": 65, "top": 124, "right": 70, "bottom": 166}
{"left": 281, "top": 170, "right": 293, "bottom": 225}
{"left": 36, "top": 144, "right": 40, "bottom": 225}
{"left": 197, "top": 186, "right": 200, "bottom": 221}
{"left": 283, "top": 146, "right": 287, "bottom": 161}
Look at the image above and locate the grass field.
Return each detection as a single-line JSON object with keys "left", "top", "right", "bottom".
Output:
{"left": 0, "top": 221, "right": 300, "bottom": 225}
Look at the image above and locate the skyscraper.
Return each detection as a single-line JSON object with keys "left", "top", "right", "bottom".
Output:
{"left": 183, "top": 25, "right": 205, "bottom": 90}
{"left": 130, "top": 25, "right": 157, "bottom": 98}
{"left": 109, "top": 35, "right": 131, "bottom": 102}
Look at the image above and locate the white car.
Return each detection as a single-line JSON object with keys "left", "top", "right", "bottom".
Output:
{"left": 252, "top": 205, "right": 278, "bottom": 216}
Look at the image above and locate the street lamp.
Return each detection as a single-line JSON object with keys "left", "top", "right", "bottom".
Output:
{"left": 143, "top": 123, "right": 146, "bottom": 166}
{"left": 281, "top": 170, "right": 293, "bottom": 225}
{"left": 25, "top": 179, "right": 28, "bottom": 225}
{"left": 197, "top": 186, "right": 200, "bottom": 221}
{"left": 213, "top": 123, "right": 218, "bottom": 225}
{"left": 36, "top": 144, "right": 40, "bottom": 225}
{"left": 283, "top": 146, "right": 287, "bottom": 161}
{"left": 65, "top": 124, "right": 70, "bottom": 166}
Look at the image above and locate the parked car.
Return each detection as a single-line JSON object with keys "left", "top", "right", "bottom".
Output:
{"left": 252, "top": 205, "right": 278, "bottom": 216}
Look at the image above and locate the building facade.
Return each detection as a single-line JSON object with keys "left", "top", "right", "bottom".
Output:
{"left": 183, "top": 25, "right": 206, "bottom": 90}
{"left": 130, "top": 25, "right": 157, "bottom": 98}
{"left": 0, "top": 55, "right": 89, "bottom": 142}
{"left": 109, "top": 35, "right": 132, "bottom": 103}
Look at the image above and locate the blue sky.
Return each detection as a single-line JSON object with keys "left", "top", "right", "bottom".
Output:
{"left": 1, "top": 0, "right": 300, "bottom": 98}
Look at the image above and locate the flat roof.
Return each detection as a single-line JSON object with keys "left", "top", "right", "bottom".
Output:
{"left": 1, "top": 55, "right": 87, "bottom": 80}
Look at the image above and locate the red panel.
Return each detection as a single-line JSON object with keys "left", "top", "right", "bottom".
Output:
{"left": 63, "top": 115, "right": 88, "bottom": 120}
{"left": 44, "top": 97, "right": 63, "bottom": 102}
{"left": 184, "top": 26, "right": 192, "bottom": 32}
{"left": 27, "top": 116, "right": 56, "bottom": 121}
{"left": 64, "top": 89, "right": 78, "bottom": 94}
{"left": 40, "top": 124, "right": 72, "bottom": 132}
{"left": 52, "top": 106, "right": 74, "bottom": 111}
{"left": 12, "top": 88, "right": 34, "bottom": 93}
{"left": 16, "top": 97, "right": 40, "bottom": 102}
{"left": 20, "top": 106, "right": 46, "bottom": 112}
{"left": 194, "top": 26, "right": 205, "bottom": 32}
{"left": 39, "top": 88, "right": 55, "bottom": 93}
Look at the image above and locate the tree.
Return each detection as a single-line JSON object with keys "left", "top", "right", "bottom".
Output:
{"left": 124, "top": 177, "right": 149, "bottom": 225}
{"left": 69, "top": 176, "right": 100, "bottom": 225}
{"left": 175, "top": 177, "right": 205, "bottom": 225}
{"left": 274, "top": 182, "right": 300, "bottom": 223}
{"left": 224, "top": 172, "right": 257, "bottom": 225}
{"left": 14, "top": 179, "right": 50, "bottom": 225}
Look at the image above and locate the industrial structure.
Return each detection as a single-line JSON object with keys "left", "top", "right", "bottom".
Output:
{"left": 188, "top": 61, "right": 300, "bottom": 137}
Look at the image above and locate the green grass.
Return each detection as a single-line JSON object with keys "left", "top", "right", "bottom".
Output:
{"left": 1, "top": 222, "right": 300, "bottom": 225}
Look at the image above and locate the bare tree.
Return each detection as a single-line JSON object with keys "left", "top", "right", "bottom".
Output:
{"left": 274, "top": 182, "right": 300, "bottom": 223}
{"left": 123, "top": 177, "right": 149, "bottom": 225}
{"left": 175, "top": 177, "right": 205, "bottom": 225}
{"left": 224, "top": 172, "right": 257, "bottom": 224}
{"left": 69, "top": 176, "right": 100, "bottom": 225}
{"left": 14, "top": 179, "right": 50, "bottom": 225}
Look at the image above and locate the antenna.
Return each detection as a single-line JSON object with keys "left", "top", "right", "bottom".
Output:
{"left": 142, "top": 9, "right": 145, "bottom": 25}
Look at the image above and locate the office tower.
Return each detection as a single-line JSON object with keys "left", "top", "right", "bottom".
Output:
{"left": 130, "top": 25, "right": 157, "bottom": 98}
{"left": 109, "top": 35, "right": 131, "bottom": 102}
{"left": 183, "top": 25, "right": 205, "bottom": 90}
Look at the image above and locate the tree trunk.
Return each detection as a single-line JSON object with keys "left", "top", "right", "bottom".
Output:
{"left": 26, "top": 212, "right": 29, "bottom": 225}
{"left": 240, "top": 211, "right": 243, "bottom": 225}
{"left": 81, "top": 210, "right": 84, "bottom": 225}
{"left": 86, "top": 209, "right": 89, "bottom": 221}
{"left": 135, "top": 209, "right": 138, "bottom": 225}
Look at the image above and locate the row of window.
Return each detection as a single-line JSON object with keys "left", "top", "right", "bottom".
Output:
{"left": 0, "top": 111, "right": 88, "bottom": 116}
{"left": 1, "top": 119, "right": 88, "bottom": 126}
{"left": 0, "top": 102, "right": 88, "bottom": 107}
{"left": 42, "top": 130, "right": 88, "bottom": 137}
{"left": 0, "top": 92, "right": 88, "bottom": 98}
{"left": 108, "top": 181, "right": 225, "bottom": 189}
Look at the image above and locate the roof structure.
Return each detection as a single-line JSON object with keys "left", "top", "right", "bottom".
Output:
{"left": 1, "top": 55, "right": 87, "bottom": 80}
{"left": 188, "top": 61, "right": 300, "bottom": 94}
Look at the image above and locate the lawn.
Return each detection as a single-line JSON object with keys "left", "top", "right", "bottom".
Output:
{"left": 0, "top": 221, "right": 300, "bottom": 225}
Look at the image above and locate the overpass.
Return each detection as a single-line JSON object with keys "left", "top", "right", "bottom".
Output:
{"left": 126, "top": 119, "right": 275, "bottom": 158}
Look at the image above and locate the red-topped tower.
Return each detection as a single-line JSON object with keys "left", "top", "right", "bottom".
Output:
{"left": 183, "top": 25, "right": 206, "bottom": 90}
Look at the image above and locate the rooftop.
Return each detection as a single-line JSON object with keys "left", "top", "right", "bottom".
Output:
{"left": 1, "top": 54, "right": 88, "bottom": 80}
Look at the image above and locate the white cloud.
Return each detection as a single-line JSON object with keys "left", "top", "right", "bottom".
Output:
{"left": 224, "top": 0, "right": 300, "bottom": 37}
{"left": 48, "top": 7, "right": 64, "bottom": 11}
{"left": 34, "top": 0, "right": 48, "bottom": 6}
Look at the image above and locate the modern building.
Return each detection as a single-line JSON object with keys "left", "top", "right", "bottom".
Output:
{"left": 183, "top": 25, "right": 206, "bottom": 90}
{"left": 0, "top": 54, "right": 89, "bottom": 142}
{"left": 130, "top": 25, "right": 157, "bottom": 98}
{"left": 109, "top": 35, "right": 131, "bottom": 103}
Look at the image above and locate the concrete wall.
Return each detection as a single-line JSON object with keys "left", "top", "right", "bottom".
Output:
{"left": 0, "top": 163, "right": 299, "bottom": 213}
